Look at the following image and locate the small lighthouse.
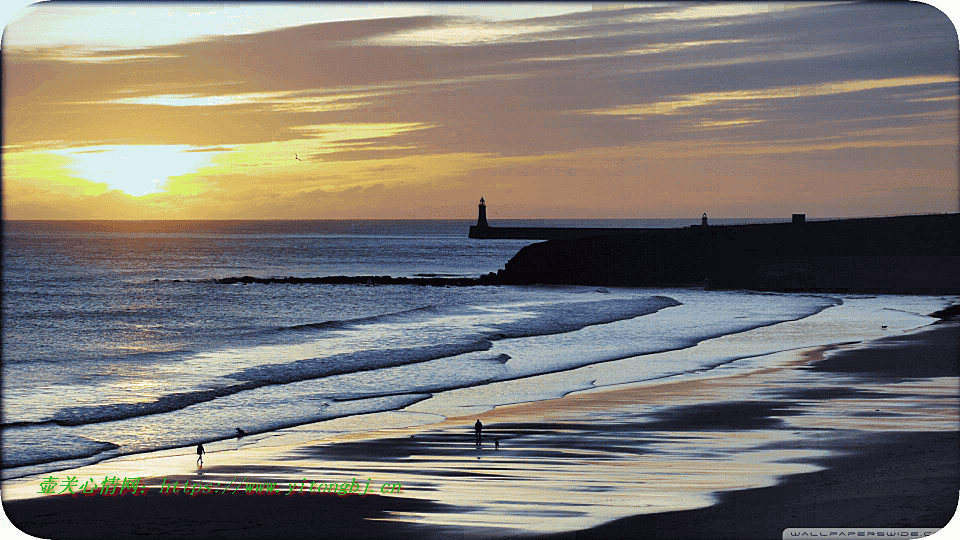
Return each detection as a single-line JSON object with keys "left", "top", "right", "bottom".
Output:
{"left": 476, "top": 197, "right": 489, "bottom": 227}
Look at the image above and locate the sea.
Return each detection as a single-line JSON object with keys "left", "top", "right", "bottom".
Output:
{"left": 2, "top": 219, "right": 954, "bottom": 481}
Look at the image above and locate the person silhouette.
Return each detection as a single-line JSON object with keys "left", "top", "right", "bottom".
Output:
{"left": 474, "top": 419, "right": 483, "bottom": 445}
{"left": 236, "top": 427, "right": 246, "bottom": 437}
{"left": 197, "top": 443, "right": 205, "bottom": 466}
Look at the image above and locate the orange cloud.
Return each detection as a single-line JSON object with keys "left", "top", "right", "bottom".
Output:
{"left": 3, "top": 3, "right": 957, "bottom": 219}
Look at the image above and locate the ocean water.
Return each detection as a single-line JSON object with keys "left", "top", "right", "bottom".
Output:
{"left": 1, "top": 219, "right": 951, "bottom": 480}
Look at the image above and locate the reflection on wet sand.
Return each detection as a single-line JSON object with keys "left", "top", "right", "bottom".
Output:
{"left": 277, "top": 324, "right": 958, "bottom": 534}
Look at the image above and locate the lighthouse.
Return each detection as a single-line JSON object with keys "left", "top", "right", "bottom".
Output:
{"left": 476, "top": 197, "right": 489, "bottom": 227}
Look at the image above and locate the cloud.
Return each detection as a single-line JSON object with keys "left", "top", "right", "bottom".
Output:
{"left": 3, "top": 3, "right": 957, "bottom": 218}
{"left": 182, "top": 146, "right": 235, "bottom": 153}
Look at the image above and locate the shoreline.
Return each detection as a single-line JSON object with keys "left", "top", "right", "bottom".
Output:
{"left": 4, "top": 319, "right": 958, "bottom": 539}
{"left": 532, "top": 320, "right": 960, "bottom": 539}
{"left": 533, "top": 430, "right": 959, "bottom": 540}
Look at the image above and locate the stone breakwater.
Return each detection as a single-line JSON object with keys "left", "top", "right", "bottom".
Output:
{"left": 205, "top": 214, "right": 958, "bottom": 293}
{"left": 211, "top": 275, "right": 500, "bottom": 286}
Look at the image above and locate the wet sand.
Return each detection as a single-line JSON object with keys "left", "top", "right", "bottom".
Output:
{"left": 4, "top": 322, "right": 958, "bottom": 539}
{"left": 534, "top": 430, "right": 958, "bottom": 540}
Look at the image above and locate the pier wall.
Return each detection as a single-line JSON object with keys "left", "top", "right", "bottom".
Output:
{"left": 490, "top": 213, "right": 960, "bottom": 293}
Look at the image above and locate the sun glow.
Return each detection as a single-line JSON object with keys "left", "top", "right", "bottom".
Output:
{"left": 47, "top": 145, "right": 223, "bottom": 196}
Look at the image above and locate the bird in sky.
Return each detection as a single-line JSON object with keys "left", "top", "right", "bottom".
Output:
{"left": 295, "top": 153, "right": 303, "bottom": 162}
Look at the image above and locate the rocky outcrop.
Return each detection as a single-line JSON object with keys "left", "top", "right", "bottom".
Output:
{"left": 212, "top": 274, "right": 500, "bottom": 286}
{"left": 494, "top": 213, "right": 960, "bottom": 293}
{"left": 207, "top": 214, "right": 958, "bottom": 293}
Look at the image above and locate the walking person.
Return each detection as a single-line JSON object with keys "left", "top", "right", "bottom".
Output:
{"left": 474, "top": 419, "right": 483, "bottom": 445}
{"left": 197, "top": 443, "right": 205, "bottom": 466}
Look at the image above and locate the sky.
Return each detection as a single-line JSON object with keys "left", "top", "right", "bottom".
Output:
{"left": 2, "top": 1, "right": 958, "bottom": 220}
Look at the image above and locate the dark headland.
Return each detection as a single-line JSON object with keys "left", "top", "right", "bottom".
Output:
{"left": 470, "top": 199, "right": 959, "bottom": 294}
{"left": 212, "top": 204, "right": 959, "bottom": 294}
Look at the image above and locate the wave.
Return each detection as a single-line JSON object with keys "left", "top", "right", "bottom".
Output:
{"left": 2, "top": 394, "right": 433, "bottom": 476}
{"left": 4, "top": 290, "right": 870, "bottom": 476}
{"left": 275, "top": 303, "right": 447, "bottom": 334}
{"left": 11, "top": 295, "right": 680, "bottom": 431}
{"left": 1, "top": 428, "right": 120, "bottom": 469}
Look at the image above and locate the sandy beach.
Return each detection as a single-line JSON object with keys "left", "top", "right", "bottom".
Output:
{"left": 4, "top": 318, "right": 958, "bottom": 540}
